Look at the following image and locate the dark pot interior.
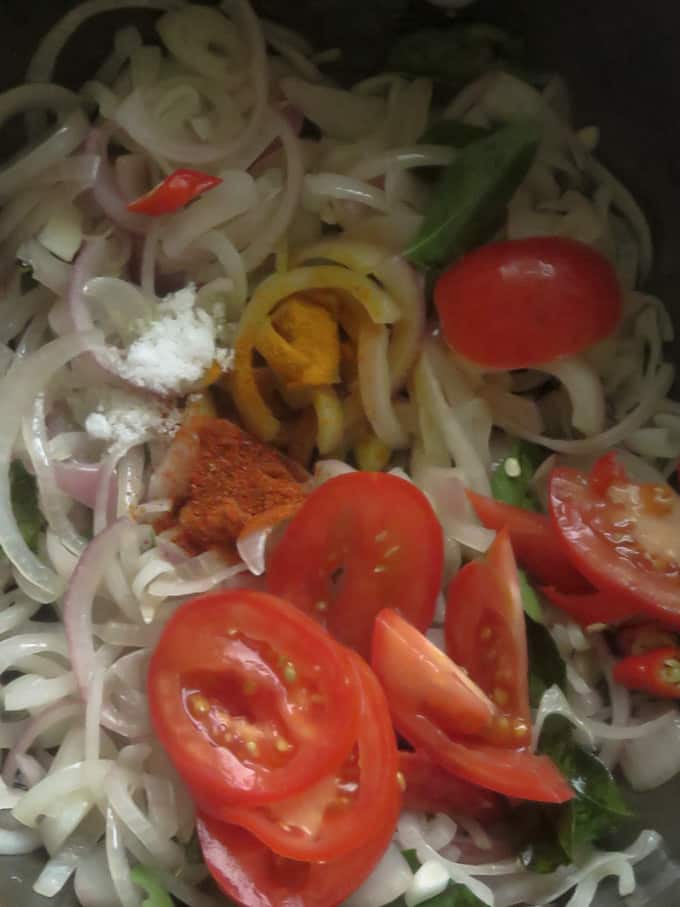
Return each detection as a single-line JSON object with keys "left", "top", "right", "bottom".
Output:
{"left": 0, "top": 2, "right": 679, "bottom": 905}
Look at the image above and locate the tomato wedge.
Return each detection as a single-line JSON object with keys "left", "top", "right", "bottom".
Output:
{"left": 372, "top": 609, "right": 497, "bottom": 739}
{"left": 218, "top": 655, "right": 401, "bottom": 861}
{"left": 542, "top": 587, "right": 641, "bottom": 627}
{"left": 446, "top": 530, "right": 530, "bottom": 746}
{"left": 372, "top": 612, "right": 571, "bottom": 804}
{"left": 399, "top": 751, "right": 503, "bottom": 820}
{"left": 267, "top": 472, "right": 444, "bottom": 658}
{"left": 434, "top": 237, "right": 622, "bottom": 369}
{"left": 197, "top": 814, "right": 395, "bottom": 907}
{"left": 148, "top": 590, "right": 361, "bottom": 808}
{"left": 549, "top": 460, "right": 680, "bottom": 629}
{"left": 467, "top": 491, "right": 588, "bottom": 592}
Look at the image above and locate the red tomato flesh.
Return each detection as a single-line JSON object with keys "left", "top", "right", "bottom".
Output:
{"left": 372, "top": 608, "right": 497, "bottom": 739}
{"left": 542, "top": 587, "right": 641, "bottom": 627}
{"left": 446, "top": 530, "right": 531, "bottom": 746}
{"left": 549, "top": 461, "right": 680, "bottom": 629}
{"left": 148, "top": 590, "right": 361, "bottom": 809}
{"left": 267, "top": 472, "right": 444, "bottom": 658}
{"left": 467, "top": 491, "right": 588, "bottom": 592}
{"left": 218, "top": 654, "right": 401, "bottom": 861}
{"left": 399, "top": 750, "right": 504, "bottom": 821}
{"left": 197, "top": 812, "right": 395, "bottom": 907}
{"left": 434, "top": 237, "right": 622, "bottom": 369}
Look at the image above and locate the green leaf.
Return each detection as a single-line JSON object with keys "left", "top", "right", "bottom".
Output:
{"left": 130, "top": 866, "right": 173, "bottom": 907}
{"left": 406, "top": 121, "right": 540, "bottom": 271}
{"left": 520, "top": 828, "right": 569, "bottom": 874}
{"left": 525, "top": 613, "right": 566, "bottom": 706}
{"left": 10, "top": 461, "right": 44, "bottom": 553}
{"left": 388, "top": 882, "right": 487, "bottom": 907}
{"left": 419, "top": 120, "right": 489, "bottom": 148}
{"left": 519, "top": 569, "right": 544, "bottom": 624}
{"left": 490, "top": 439, "right": 547, "bottom": 511}
{"left": 538, "top": 715, "right": 632, "bottom": 860}
{"left": 388, "top": 24, "right": 523, "bottom": 89}
{"left": 402, "top": 848, "right": 421, "bottom": 872}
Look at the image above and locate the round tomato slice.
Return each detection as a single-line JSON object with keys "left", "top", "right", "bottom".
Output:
{"left": 549, "top": 461, "right": 680, "bottom": 629}
{"left": 371, "top": 608, "right": 497, "bottom": 740}
{"left": 197, "top": 813, "right": 395, "bottom": 907}
{"left": 218, "top": 654, "right": 401, "bottom": 861}
{"left": 445, "top": 530, "right": 531, "bottom": 746}
{"left": 467, "top": 491, "right": 588, "bottom": 593}
{"left": 148, "top": 590, "right": 361, "bottom": 808}
{"left": 266, "top": 472, "right": 444, "bottom": 658}
{"left": 434, "top": 237, "right": 622, "bottom": 369}
{"left": 398, "top": 751, "right": 503, "bottom": 821}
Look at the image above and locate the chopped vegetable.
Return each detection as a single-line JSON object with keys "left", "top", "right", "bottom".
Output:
{"left": 525, "top": 615, "right": 566, "bottom": 708}
{"left": 613, "top": 647, "right": 680, "bottom": 698}
{"left": 538, "top": 715, "right": 632, "bottom": 860}
{"left": 127, "top": 168, "right": 223, "bottom": 216}
{"left": 398, "top": 750, "right": 503, "bottom": 820}
{"left": 615, "top": 622, "right": 677, "bottom": 656}
{"left": 129, "top": 866, "right": 173, "bottom": 907}
{"left": 434, "top": 237, "right": 623, "bottom": 368}
{"left": 542, "top": 586, "right": 640, "bottom": 628}
{"left": 518, "top": 569, "right": 544, "bottom": 623}
{"left": 388, "top": 24, "right": 523, "bottom": 89}
{"left": 10, "top": 461, "right": 44, "bottom": 553}
{"left": 491, "top": 440, "right": 546, "bottom": 511}
{"left": 388, "top": 878, "right": 487, "bottom": 907}
{"left": 467, "top": 491, "right": 588, "bottom": 593}
{"left": 549, "top": 456, "right": 680, "bottom": 628}
{"left": 407, "top": 122, "right": 540, "bottom": 270}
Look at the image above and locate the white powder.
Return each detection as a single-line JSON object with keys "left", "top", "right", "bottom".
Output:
{"left": 84, "top": 388, "right": 181, "bottom": 450}
{"left": 112, "top": 284, "right": 233, "bottom": 396}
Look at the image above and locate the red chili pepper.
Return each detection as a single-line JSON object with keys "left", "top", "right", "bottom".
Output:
{"left": 127, "top": 168, "right": 222, "bottom": 216}
{"left": 613, "top": 647, "right": 680, "bottom": 698}
{"left": 615, "top": 622, "right": 677, "bottom": 657}
{"left": 588, "top": 452, "right": 627, "bottom": 497}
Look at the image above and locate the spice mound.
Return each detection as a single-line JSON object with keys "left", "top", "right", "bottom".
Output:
{"left": 157, "top": 417, "right": 307, "bottom": 557}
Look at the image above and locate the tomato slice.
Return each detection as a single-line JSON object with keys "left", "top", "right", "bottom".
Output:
{"left": 371, "top": 609, "right": 497, "bottom": 739}
{"left": 445, "top": 530, "right": 531, "bottom": 746}
{"left": 388, "top": 708, "right": 573, "bottom": 804}
{"left": 549, "top": 461, "right": 680, "bottom": 629}
{"left": 266, "top": 472, "right": 444, "bottom": 658}
{"left": 434, "top": 237, "right": 622, "bottom": 369}
{"left": 148, "top": 590, "right": 361, "bottom": 808}
{"left": 217, "top": 655, "right": 401, "bottom": 861}
{"left": 542, "top": 587, "right": 641, "bottom": 627}
{"left": 467, "top": 491, "right": 588, "bottom": 592}
{"left": 399, "top": 751, "right": 504, "bottom": 821}
{"left": 197, "top": 813, "right": 395, "bottom": 907}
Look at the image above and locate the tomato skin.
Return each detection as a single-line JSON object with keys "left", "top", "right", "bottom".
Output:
{"left": 389, "top": 708, "right": 572, "bottom": 804}
{"left": 372, "top": 609, "right": 497, "bottom": 739}
{"left": 542, "top": 586, "right": 640, "bottom": 627}
{"left": 267, "top": 472, "right": 444, "bottom": 658}
{"left": 197, "top": 812, "right": 396, "bottom": 907}
{"left": 399, "top": 751, "right": 504, "bottom": 820}
{"left": 445, "top": 530, "right": 531, "bottom": 745}
{"left": 434, "top": 237, "right": 622, "bottom": 369}
{"left": 218, "top": 655, "right": 401, "bottom": 861}
{"left": 549, "top": 465, "right": 680, "bottom": 629}
{"left": 467, "top": 491, "right": 588, "bottom": 593}
{"left": 147, "top": 590, "right": 361, "bottom": 809}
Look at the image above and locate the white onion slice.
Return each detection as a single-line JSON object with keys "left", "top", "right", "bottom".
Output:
{"left": 345, "top": 843, "right": 413, "bottom": 907}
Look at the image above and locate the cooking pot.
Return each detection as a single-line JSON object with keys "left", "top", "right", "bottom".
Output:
{"left": 0, "top": 1, "right": 679, "bottom": 904}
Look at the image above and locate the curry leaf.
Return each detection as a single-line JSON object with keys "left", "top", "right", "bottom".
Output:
{"left": 490, "top": 439, "right": 547, "bottom": 511}
{"left": 538, "top": 715, "right": 633, "bottom": 860}
{"left": 10, "top": 461, "right": 44, "bottom": 553}
{"left": 406, "top": 121, "right": 540, "bottom": 270}
{"left": 129, "top": 866, "right": 173, "bottom": 907}
{"left": 388, "top": 24, "right": 523, "bottom": 89}
{"left": 525, "top": 613, "right": 566, "bottom": 706}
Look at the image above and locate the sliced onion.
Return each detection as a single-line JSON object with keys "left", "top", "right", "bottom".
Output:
{"left": 63, "top": 518, "right": 132, "bottom": 697}
{"left": 13, "top": 759, "right": 114, "bottom": 827}
{"left": 281, "top": 77, "right": 385, "bottom": 141}
{"left": 621, "top": 713, "right": 680, "bottom": 791}
{"left": 345, "top": 843, "right": 413, "bottom": 907}
{"left": 415, "top": 466, "right": 494, "bottom": 552}
{"left": 537, "top": 355, "right": 606, "bottom": 436}
{"left": 75, "top": 843, "right": 121, "bottom": 907}
{"left": 358, "top": 321, "right": 409, "bottom": 448}
{"left": 2, "top": 700, "right": 81, "bottom": 785}
{"left": 236, "top": 526, "right": 274, "bottom": 576}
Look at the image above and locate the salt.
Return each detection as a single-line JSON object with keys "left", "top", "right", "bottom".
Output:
{"left": 84, "top": 388, "right": 180, "bottom": 450}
